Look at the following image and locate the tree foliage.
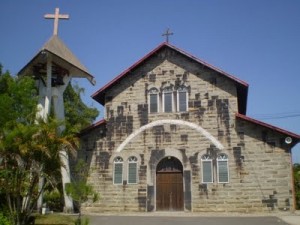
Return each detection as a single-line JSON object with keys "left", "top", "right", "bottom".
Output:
{"left": 294, "top": 163, "right": 300, "bottom": 209}
{"left": 0, "top": 67, "right": 99, "bottom": 224}
{"left": 0, "top": 118, "right": 78, "bottom": 225}
{"left": 64, "top": 82, "right": 99, "bottom": 132}
{"left": 0, "top": 69, "right": 37, "bottom": 127}
{"left": 0, "top": 70, "right": 39, "bottom": 224}
{"left": 66, "top": 160, "right": 98, "bottom": 225}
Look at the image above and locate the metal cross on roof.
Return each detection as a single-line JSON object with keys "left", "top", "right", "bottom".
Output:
{"left": 162, "top": 28, "right": 174, "bottom": 43}
{"left": 44, "top": 8, "right": 69, "bottom": 36}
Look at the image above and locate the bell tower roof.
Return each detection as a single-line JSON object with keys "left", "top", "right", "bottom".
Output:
{"left": 18, "top": 35, "right": 95, "bottom": 85}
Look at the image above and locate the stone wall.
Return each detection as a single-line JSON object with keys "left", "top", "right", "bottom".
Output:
{"left": 79, "top": 48, "right": 293, "bottom": 213}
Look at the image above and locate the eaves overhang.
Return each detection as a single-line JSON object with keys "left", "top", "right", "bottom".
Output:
{"left": 79, "top": 119, "right": 106, "bottom": 137}
{"left": 92, "top": 42, "right": 248, "bottom": 114}
{"left": 18, "top": 35, "right": 95, "bottom": 85}
{"left": 236, "top": 113, "right": 300, "bottom": 147}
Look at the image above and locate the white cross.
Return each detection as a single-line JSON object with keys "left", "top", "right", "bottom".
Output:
{"left": 44, "top": 8, "right": 69, "bottom": 36}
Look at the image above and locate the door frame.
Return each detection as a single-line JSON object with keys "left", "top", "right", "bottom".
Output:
{"left": 155, "top": 156, "right": 184, "bottom": 211}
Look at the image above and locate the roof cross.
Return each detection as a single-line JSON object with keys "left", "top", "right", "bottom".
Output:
{"left": 162, "top": 28, "right": 174, "bottom": 43}
{"left": 44, "top": 8, "right": 69, "bottom": 36}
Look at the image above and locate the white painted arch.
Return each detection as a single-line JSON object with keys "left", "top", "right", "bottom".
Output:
{"left": 116, "top": 119, "right": 224, "bottom": 152}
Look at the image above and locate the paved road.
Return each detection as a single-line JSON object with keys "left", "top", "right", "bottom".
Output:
{"left": 87, "top": 215, "right": 290, "bottom": 225}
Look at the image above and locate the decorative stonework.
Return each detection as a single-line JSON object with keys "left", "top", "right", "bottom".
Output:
{"left": 79, "top": 44, "right": 297, "bottom": 213}
{"left": 116, "top": 119, "right": 224, "bottom": 153}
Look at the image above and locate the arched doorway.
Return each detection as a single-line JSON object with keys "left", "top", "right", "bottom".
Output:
{"left": 156, "top": 157, "right": 183, "bottom": 211}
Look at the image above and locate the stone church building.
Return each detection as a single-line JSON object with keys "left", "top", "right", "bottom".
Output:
{"left": 79, "top": 42, "right": 300, "bottom": 213}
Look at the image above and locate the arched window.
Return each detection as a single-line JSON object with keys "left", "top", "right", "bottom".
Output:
{"left": 201, "top": 154, "right": 213, "bottom": 183}
{"left": 113, "top": 156, "right": 123, "bottom": 185}
{"left": 128, "top": 156, "right": 138, "bottom": 184}
{"left": 177, "top": 86, "right": 188, "bottom": 112}
{"left": 217, "top": 154, "right": 229, "bottom": 183}
{"left": 149, "top": 88, "right": 159, "bottom": 113}
{"left": 163, "top": 87, "right": 173, "bottom": 112}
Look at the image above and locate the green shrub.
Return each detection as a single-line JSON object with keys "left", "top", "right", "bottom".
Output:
{"left": 0, "top": 212, "right": 11, "bottom": 225}
{"left": 43, "top": 188, "right": 64, "bottom": 212}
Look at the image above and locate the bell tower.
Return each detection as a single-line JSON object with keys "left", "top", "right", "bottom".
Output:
{"left": 18, "top": 8, "right": 96, "bottom": 212}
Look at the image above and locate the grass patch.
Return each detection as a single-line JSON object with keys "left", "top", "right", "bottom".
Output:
{"left": 34, "top": 213, "right": 76, "bottom": 225}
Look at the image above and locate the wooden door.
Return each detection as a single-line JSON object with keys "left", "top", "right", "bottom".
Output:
{"left": 156, "top": 157, "right": 183, "bottom": 211}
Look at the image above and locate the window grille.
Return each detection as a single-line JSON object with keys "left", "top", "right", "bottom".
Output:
{"left": 217, "top": 154, "right": 229, "bottom": 183}
{"left": 201, "top": 154, "right": 213, "bottom": 183}
{"left": 177, "top": 87, "right": 188, "bottom": 112}
{"left": 149, "top": 88, "right": 159, "bottom": 113}
{"left": 163, "top": 87, "right": 173, "bottom": 112}
{"left": 128, "top": 156, "right": 138, "bottom": 184}
{"left": 113, "top": 156, "right": 123, "bottom": 185}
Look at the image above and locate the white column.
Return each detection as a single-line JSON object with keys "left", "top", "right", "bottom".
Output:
{"left": 52, "top": 75, "right": 73, "bottom": 213}
{"left": 44, "top": 55, "right": 52, "bottom": 118}
{"left": 37, "top": 55, "right": 52, "bottom": 212}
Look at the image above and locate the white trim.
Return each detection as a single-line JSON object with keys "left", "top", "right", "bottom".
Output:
{"left": 113, "top": 157, "right": 123, "bottom": 185}
{"left": 127, "top": 156, "right": 138, "bottom": 184}
{"left": 116, "top": 119, "right": 224, "bottom": 152}
{"left": 149, "top": 92, "right": 159, "bottom": 113}
{"left": 201, "top": 154, "right": 213, "bottom": 183}
{"left": 217, "top": 154, "right": 229, "bottom": 183}
{"left": 177, "top": 89, "right": 188, "bottom": 112}
{"left": 162, "top": 89, "right": 173, "bottom": 112}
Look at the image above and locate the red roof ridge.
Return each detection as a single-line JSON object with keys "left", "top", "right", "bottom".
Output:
{"left": 79, "top": 119, "right": 106, "bottom": 136}
{"left": 91, "top": 42, "right": 248, "bottom": 104}
{"left": 236, "top": 113, "right": 300, "bottom": 141}
{"left": 91, "top": 42, "right": 167, "bottom": 99}
{"left": 165, "top": 42, "right": 249, "bottom": 87}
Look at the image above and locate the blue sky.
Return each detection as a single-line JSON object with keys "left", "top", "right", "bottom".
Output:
{"left": 1, "top": 0, "right": 300, "bottom": 162}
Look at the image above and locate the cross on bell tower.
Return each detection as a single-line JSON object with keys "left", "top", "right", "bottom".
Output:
{"left": 44, "top": 8, "right": 69, "bottom": 35}
{"left": 19, "top": 7, "right": 95, "bottom": 214}
{"left": 162, "top": 28, "right": 174, "bottom": 43}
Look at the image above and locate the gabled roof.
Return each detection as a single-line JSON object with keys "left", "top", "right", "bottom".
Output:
{"left": 236, "top": 113, "right": 300, "bottom": 147}
{"left": 18, "top": 35, "right": 95, "bottom": 85}
{"left": 79, "top": 119, "right": 106, "bottom": 136}
{"left": 92, "top": 42, "right": 248, "bottom": 114}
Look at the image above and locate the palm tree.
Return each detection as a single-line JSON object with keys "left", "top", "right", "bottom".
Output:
{"left": 0, "top": 118, "right": 78, "bottom": 225}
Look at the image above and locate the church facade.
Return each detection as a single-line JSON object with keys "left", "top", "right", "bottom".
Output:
{"left": 79, "top": 42, "right": 300, "bottom": 213}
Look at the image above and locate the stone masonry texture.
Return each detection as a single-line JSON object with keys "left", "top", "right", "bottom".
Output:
{"left": 78, "top": 46, "right": 294, "bottom": 213}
